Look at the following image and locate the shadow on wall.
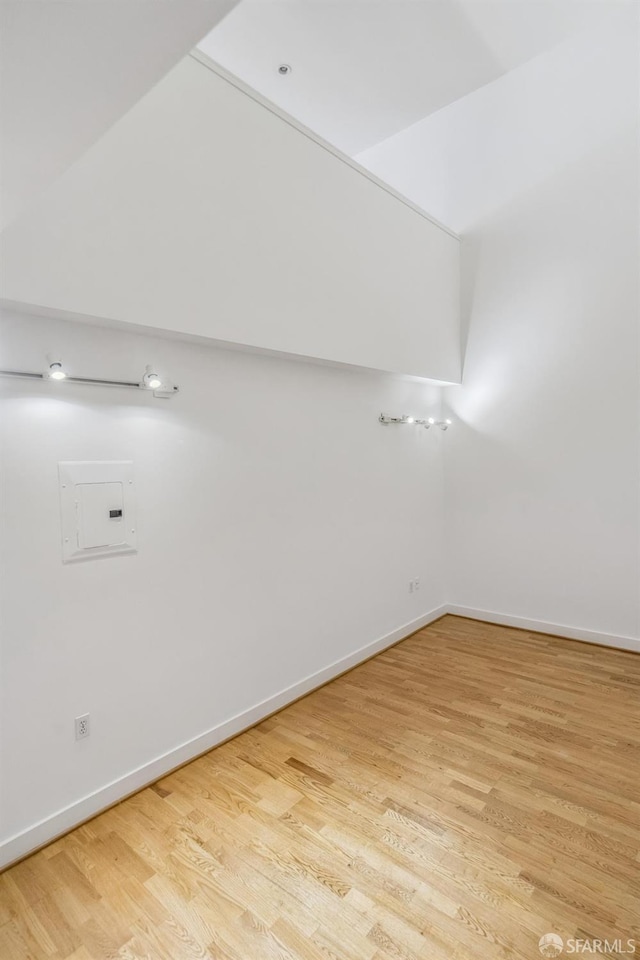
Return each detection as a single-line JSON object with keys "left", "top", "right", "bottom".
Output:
{"left": 459, "top": 233, "right": 482, "bottom": 375}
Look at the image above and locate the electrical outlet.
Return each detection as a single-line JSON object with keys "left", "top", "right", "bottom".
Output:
{"left": 75, "top": 714, "right": 90, "bottom": 740}
{"left": 414, "top": 578, "right": 420, "bottom": 591}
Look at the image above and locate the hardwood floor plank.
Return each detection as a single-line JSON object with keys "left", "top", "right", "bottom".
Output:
{"left": 1, "top": 616, "right": 638, "bottom": 959}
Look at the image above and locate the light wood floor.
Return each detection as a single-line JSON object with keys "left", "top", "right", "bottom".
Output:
{"left": 1, "top": 615, "right": 639, "bottom": 960}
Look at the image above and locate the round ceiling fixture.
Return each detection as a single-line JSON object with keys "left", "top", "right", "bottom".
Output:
{"left": 278, "top": 64, "right": 292, "bottom": 76}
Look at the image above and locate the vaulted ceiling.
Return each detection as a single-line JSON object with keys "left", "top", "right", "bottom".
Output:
{"left": 198, "top": 0, "right": 612, "bottom": 157}
{"left": 1, "top": 0, "right": 627, "bottom": 237}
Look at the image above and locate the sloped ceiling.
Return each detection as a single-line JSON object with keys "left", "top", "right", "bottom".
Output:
{"left": 355, "top": 7, "right": 639, "bottom": 233}
{"left": 198, "top": 0, "right": 611, "bottom": 157}
{"left": 0, "top": 0, "right": 237, "bottom": 229}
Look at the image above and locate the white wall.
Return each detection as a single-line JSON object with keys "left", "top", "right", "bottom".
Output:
{"left": 0, "top": 0, "right": 237, "bottom": 228}
{"left": 360, "top": 10, "right": 640, "bottom": 643}
{"left": 0, "top": 312, "right": 447, "bottom": 865}
{"left": 0, "top": 55, "right": 461, "bottom": 383}
{"left": 446, "top": 130, "right": 639, "bottom": 642}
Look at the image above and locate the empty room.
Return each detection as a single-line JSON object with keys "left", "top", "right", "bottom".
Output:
{"left": 0, "top": 1, "right": 638, "bottom": 958}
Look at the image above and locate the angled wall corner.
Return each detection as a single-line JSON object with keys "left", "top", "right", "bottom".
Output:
{"left": 0, "top": 56, "right": 461, "bottom": 383}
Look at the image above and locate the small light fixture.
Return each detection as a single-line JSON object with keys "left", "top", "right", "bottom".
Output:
{"left": 141, "top": 365, "right": 162, "bottom": 390}
{"left": 47, "top": 359, "right": 66, "bottom": 381}
{"left": 1, "top": 359, "right": 178, "bottom": 397}
{"left": 379, "top": 413, "right": 452, "bottom": 431}
{"left": 278, "top": 64, "right": 292, "bottom": 76}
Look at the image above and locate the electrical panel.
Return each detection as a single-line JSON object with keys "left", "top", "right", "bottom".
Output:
{"left": 58, "top": 461, "right": 137, "bottom": 563}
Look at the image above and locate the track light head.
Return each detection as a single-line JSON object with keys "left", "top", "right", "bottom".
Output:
{"left": 47, "top": 359, "right": 66, "bottom": 380}
{"left": 141, "top": 365, "right": 162, "bottom": 390}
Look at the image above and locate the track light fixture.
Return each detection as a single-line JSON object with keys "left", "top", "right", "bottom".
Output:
{"left": 379, "top": 414, "right": 452, "bottom": 431}
{"left": 0, "top": 357, "right": 178, "bottom": 398}
{"left": 141, "top": 365, "right": 163, "bottom": 390}
{"left": 46, "top": 359, "right": 67, "bottom": 380}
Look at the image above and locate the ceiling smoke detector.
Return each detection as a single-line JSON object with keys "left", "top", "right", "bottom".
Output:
{"left": 278, "top": 64, "right": 292, "bottom": 76}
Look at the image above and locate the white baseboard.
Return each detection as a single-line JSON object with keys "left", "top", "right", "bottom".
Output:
{"left": 0, "top": 605, "right": 447, "bottom": 870}
{"left": 447, "top": 604, "right": 640, "bottom": 654}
